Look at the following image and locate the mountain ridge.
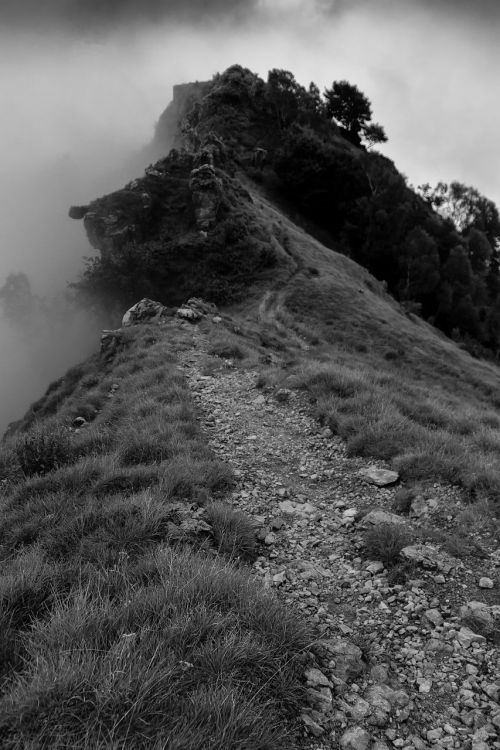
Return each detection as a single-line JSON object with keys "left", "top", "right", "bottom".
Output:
{"left": 0, "top": 64, "right": 499, "bottom": 749}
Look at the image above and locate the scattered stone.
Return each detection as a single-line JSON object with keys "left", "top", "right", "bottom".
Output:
{"left": 340, "top": 726, "right": 371, "bottom": 750}
{"left": 359, "top": 510, "right": 406, "bottom": 527}
{"left": 400, "top": 544, "right": 459, "bottom": 574}
{"left": 323, "top": 639, "right": 365, "bottom": 683}
{"left": 417, "top": 678, "right": 432, "bottom": 694}
{"left": 479, "top": 577, "right": 494, "bottom": 589}
{"left": 424, "top": 609, "right": 443, "bottom": 627}
{"left": 176, "top": 306, "right": 202, "bottom": 322}
{"left": 358, "top": 466, "right": 399, "bottom": 487}
{"left": 426, "top": 728, "right": 443, "bottom": 742}
{"left": 459, "top": 601, "right": 495, "bottom": 634}
{"left": 300, "top": 712, "right": 324, "bottom": 736}
{"left": 366, "top": 561, "right": 385, "bottom": 575}
{"left": 278, "top": 500, "right": 318, "bottom": 518}
{"left": 304, "top": 667, "right": 331, "bottom": 688}
{"left": 456, "top": 627, "right": 487, "bottom": 648}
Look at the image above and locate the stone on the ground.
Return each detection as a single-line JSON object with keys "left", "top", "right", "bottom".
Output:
{"left": 323, "top": 639, "right": 365, "bottom": 682}
{"left": 366, "top": 561, "right": 385, "bottom": 574}
{"left": 424, "top": 608, "right": 443, "bottom": 627}
{"left": 300, "top": 712, "right": 324, "bottom": 736}
{"left": 456, "top": 626, "right": 487, "bottom": 648}
{"left": 459, "top": 601, "right": 494, "bottom": 634}
{"left": 340, "top": 726, "right": 371, "bottom": 750}
{"left": 304, "top": 667, "right": 331, "bottom": 688}
{"left": 278, "top": 500, "right": 318, "bottom": 517}
{"left": 400, "top": 544, "right": 459, "bottom": 574}
{"left": 176, "top": 306, "right": 202, "bottom": 322}
{"left": 479, "top": 577, "right": 494, "bottom": 589}
{"left": 358, "top": 466, "right": 399, "bottom": 486}
{"left": 359, "top": 509, "right": 406, "bottom": 527}
{"left": 122, "top": 298, "right": 167, "bottom": 326}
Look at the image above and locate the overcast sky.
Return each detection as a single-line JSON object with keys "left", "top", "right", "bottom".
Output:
{"left": 0, "top": 0, "right": 499, "bottom": 290}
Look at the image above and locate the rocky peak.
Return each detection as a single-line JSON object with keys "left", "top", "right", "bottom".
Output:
{"left": 154, "top": 80, "right": 211, "bottom": 151}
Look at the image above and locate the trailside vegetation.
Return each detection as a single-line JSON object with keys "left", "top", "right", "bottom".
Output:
{"left": 0, "top": 322, "right": 311, "bottom": 749}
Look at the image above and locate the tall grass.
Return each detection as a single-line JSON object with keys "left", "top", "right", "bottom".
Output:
{"left": 0, "top": 320, "right": 311, "bottom": 748}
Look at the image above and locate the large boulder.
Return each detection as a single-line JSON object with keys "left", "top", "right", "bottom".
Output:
{"left": 122, "top": 299, "right": 168, "bottom": 327}
{"left": 189, "top": 164, "right": 223, "bottom": 231}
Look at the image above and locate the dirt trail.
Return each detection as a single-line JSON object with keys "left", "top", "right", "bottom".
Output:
{"left": 178, "top": 326, "right": 500, "bottom": 750}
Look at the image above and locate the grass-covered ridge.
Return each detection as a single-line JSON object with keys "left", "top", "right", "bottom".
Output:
{"left": 0, "top": 320, "right": 311, "bottom": 749}
{"left": 221, "top": 192, "right": 500, "bottom": 505}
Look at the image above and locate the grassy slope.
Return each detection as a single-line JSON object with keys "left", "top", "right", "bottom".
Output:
{"left": 238, "top": 187, "right": 500, "bottom": 501}
{"left": 0, "top": 321, "right": 311, "bottom": 750}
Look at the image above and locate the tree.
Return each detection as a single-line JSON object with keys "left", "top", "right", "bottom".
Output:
{"left": 324, "top": 80, "right": 386, "bottom": 148}
{"left": 418, "top": 181, "right": 500, "bottom": 250}
{"left": 362, "top": 122, "right": 388, "bottom": 148}
{"left": 266, "top": 69, "right": 302, "bottom": 130}
{"left": 398, "top": 227, "right": 440, "bottom": 301}
{"left": 466, "top": 228, "right": 492, "bottom": 275}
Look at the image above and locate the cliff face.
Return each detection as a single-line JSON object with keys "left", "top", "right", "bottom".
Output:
{"left": 154, "top": 80, "right": 211, "bottom": 151}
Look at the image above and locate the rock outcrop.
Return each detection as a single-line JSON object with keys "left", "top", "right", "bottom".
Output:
{"left": 122, "top": 298, "right": 169, "bottom": 327}
{"left": 70, "top": 189, "right": 153, "bottom": 257}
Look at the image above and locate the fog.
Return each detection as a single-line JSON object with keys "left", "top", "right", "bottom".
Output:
{"left": 1, "top": 0, "right": 499, "bottom": 434}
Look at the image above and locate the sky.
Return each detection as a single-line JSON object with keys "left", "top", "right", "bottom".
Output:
{"left": 0, "top": 0, "right": 498, "bottom": 431}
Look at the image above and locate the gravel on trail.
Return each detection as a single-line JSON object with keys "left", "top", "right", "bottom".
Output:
{"left": 179, "top": 328, "right": 500, "bottom": 750}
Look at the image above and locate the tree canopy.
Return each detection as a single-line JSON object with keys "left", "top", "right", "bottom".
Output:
{"left": 324, "top": 80, "right": 387, "bottom": 146}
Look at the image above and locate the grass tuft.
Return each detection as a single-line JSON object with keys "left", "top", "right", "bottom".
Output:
{"left": 205, "top": 502, "right": 257, "bottom": 560}
{"left": 363, "top": 522, "right": 412, "bottom": 565}
{"left": 14, "top": 424, "right": 73, "bottom": 477}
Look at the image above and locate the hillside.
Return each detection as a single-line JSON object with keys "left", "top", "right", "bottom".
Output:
{"left": 1, "top": 65, "right": 500, "bottom": 749}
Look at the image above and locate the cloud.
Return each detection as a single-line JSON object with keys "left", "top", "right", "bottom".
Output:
{"left": 0, "top": 0, "right": 258, "bottom": 31}
{"left": 316, "top": 0, "right": 500, "bottom": 18}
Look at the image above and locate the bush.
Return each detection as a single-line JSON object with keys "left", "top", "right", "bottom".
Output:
{"left": 14, "top": 425, "right": 73, "bottom": 477}
{"left": 363, "top": 522, "right": 411, "bottom": 565}
{"left": 205, "top": 503, "right": 257, "bottom": 560}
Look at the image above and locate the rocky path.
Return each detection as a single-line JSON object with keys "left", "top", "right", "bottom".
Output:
{"left": 178, "top": 329, "right": 500, "bottom": 750}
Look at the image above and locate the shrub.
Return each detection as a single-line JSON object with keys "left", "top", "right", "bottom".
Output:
{"left": 363, "top": 522, "right": 411, "bottom": 565}
{"left": 205, "top": 503, "right": 257, "bottom": 560}
{"left": 14, "top": 425, "right": 73, "bottom": 477}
